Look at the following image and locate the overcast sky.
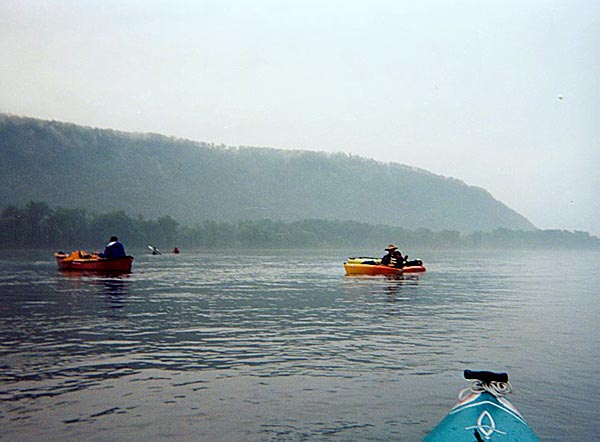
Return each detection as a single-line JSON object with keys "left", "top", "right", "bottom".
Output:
{"left": 1, "top": 0, "right": 598, "bottom": 234}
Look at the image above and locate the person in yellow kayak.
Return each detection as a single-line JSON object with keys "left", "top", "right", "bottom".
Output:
{"left": 381, "top": 244, "right": 406, "bottom": 268}
{"left": 382, "top": 244, "right": 397, "bottom": 266}
{"left": 99, "top": 236, "right": 127, "bottom": 259}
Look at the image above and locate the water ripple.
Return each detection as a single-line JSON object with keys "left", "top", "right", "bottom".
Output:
{"left": 0, "top": 249, "right": 598, "bottom": 441}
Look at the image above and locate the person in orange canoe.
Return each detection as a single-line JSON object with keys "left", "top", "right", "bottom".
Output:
{"left": 99, "top": 236, "right": 127, "bottom": 259}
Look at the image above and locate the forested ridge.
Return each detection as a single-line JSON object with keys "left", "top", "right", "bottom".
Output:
{"left": 2, "top": 201, "right": 598, "bottom": 250}
{"left": 0, "top": 114, "right": 535, "bottom": 233}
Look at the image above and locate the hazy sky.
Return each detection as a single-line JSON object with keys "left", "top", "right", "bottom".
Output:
{"left": 1, "top": 0, "right": 598, "bottom": 234}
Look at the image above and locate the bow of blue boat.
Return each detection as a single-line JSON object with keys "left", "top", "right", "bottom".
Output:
{"left": 424, "top": 370, "right": 539, "bottom": 441}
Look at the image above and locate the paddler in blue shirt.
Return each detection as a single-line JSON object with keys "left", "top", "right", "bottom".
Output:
{"left": 99, "top": 236, "right": 127, "bottom": 259}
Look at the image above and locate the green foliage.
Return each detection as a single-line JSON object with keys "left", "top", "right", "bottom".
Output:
{"left": 1, "top": 202, "right": 598, "bottom": 250}
{"left": 0, "top": 202, "right": 180, "bottom": 250}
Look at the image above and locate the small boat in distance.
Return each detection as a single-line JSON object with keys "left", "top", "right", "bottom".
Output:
{"left": 424, "top": 370, "right": 539, "bottom": 441}
{"left": 55, "top": 251, "right": 134, "bottom": 273}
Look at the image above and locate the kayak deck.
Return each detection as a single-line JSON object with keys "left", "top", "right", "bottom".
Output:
{"left": 425, "top": 391, "right": 538, "bottom": 441}
{"left": 425, "top": 371, "right": 538, "bottom": 441}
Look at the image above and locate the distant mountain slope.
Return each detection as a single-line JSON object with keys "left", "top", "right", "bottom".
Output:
{"left": 0, "top": 115, "right": 535, "bottom": 232}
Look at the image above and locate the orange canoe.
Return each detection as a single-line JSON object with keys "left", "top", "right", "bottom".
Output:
{"left": 55, "top": 251, "right": 134, "bottom": 273}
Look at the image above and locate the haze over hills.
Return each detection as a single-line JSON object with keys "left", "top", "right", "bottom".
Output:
{"left": 0, "top": 115, "right": 535, "bottom": 233}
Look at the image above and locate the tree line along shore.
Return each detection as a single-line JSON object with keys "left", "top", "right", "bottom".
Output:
{"left": 1, "top": 201, "right": 598, "bottom": 250}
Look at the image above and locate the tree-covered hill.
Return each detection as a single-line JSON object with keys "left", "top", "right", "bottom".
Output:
{"left": 0, "top": 114, "right": 535, "bottom": 232}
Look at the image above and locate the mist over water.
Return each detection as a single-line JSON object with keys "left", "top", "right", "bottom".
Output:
{"left": 1, "top": 249, "right": 598, "bottom": 441}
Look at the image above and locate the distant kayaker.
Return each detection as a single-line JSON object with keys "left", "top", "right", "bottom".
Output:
{"left": 381, "top": 244, "right": 397, "bottom": 266}
{"left": 99, "top": 236, "right": 127, "bottom": 259}
{"left": 382, "top": 244, "right": 406, "bottom": 268}
{"left": 148, "top": 245, "right": 161, "bottom": 255}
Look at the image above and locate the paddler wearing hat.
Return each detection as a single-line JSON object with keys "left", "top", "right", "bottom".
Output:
{"left": 381, "top": 244, "right": 405, "bottom": 267}
{"left": 381, "top": 244, "right": 397, "bottom": 266}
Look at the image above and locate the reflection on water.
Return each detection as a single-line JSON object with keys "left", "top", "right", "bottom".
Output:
{"left": 100, "top": 276, "right": 130, "bottom": 301}
{"left": 344, "top": 273, "right": 422, "bottom": 304}
{"left": 55, "top": 271, "right": 132, "bottom": 309}
{"left": 0, "top": 249, "right": 598, "bottom": 441}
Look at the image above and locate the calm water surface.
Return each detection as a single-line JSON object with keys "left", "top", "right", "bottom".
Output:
{"left": 0, "top": 248, "right": 598, "bottom": 441}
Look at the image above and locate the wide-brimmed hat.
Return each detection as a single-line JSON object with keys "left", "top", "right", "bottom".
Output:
{"left": 385, "top": 244, "right": 397, "bottom": 251}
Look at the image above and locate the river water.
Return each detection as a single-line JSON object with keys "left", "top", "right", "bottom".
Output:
{"left": 0, "top": 248, "right": 598, "bottom": 441}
